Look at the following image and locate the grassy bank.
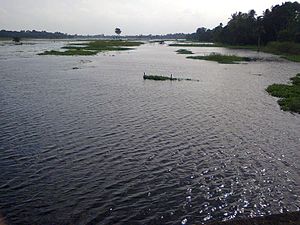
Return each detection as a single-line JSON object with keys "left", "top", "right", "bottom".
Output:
{"left": 223, "top": 42, "right": 300, "bottom": 62}
{"left": 262, "top": 42, "right": 300, "bottom": 62}
{"left": 187, "top": 53, "right": 253, "bottom": 64}
{"left": 39, "top": 40, "right": 144, "bottom": 56}
{"left": 266, "top": 73, "right": 300, "bottom": 113}
{"left": 169, "top": 43, "right": 220, "bottom": 47}
{"left": 176, "top": 49, "right": 194, "bottom": 54}
{"left": 171, "top": 41, "right": 300, "bottom": 62}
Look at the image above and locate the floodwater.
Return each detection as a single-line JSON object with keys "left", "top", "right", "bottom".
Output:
{"left": 0, "top": 40, "right": 299, "bottom": 225}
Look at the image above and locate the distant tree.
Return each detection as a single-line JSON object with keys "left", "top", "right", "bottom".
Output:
{"left": 12, "top": 37, "right": 21, "bottom": 43}
{"left": 115, "top": 28, "right": 121, "bottom": 38}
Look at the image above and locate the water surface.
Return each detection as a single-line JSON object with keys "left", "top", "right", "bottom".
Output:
{"left": 0, "top": 40, "right": 299, "bottom": 225}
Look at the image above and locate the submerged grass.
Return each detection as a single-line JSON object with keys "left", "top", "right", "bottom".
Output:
{"left": 187, "top": 53, "right": 253, "bottom": 64}
{"left": 176, "top": 49, "right": 194, "bottom": 54}
{"left": 143, "top": 75, "right": 175, "bottom": 81}
{"left": 143, "top": 74, "right": 199, "bottom": 82}
{"left": 39, "top": 49, "right": 97, "bottom": 56}
{"left": 39, "top": 40, "right": 144, "bottom": 56}
{"left": 266, "top": 73, "right": 300, "bottom": 113}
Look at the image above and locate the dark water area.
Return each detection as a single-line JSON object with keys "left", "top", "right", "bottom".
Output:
{"left": 0, "top": 40, "right": 300, "bottom": 225}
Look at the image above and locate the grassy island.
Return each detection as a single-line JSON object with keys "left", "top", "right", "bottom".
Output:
{"left": 143, "top": 74, "right": 199, "bottom": 82}
{"left": 266, "top": 73, "right": 300, "bottom": 113}
{"left": 143, "top": 75, "right": 177, "bottom": 81}
{"left": 39, "top": 40, "right": 144, "bottom": 56}
{"left": 187, "top": 53, "right": 253, "bottom": 64}
{"left": 176, "top": 49, "right": 194, "bottom": 54}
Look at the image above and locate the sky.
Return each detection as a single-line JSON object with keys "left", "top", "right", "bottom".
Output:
{"left": 0, "top": 0, "right": 289, "bottom": 35}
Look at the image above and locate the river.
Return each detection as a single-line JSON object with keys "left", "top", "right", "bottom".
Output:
{"left": 0, "top": 40, "right": 299, "bottom": 225}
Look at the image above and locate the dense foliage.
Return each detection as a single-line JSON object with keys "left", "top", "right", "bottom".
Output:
{"left": 187, "top": 1, "right": 300, "bottom": 45}
{"left": 0, "top": 30, "right": 72, "bottom": 39}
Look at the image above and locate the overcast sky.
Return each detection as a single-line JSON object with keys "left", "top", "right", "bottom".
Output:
{"left": 0, "top": 0, "right": 287, "bottom": 35}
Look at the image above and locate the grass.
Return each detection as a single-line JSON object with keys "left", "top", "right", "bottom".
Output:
{"left": 143, "top": 74, "right": 199, "bottom": 82}
{"left": 143, "top": 75, "right": 177, "bottom": 81}
{"left": 169, "top": 43, "right": 220, "bottom": 47}
{"left": 176, "top": 49, "right": 194, "bottom": 54}
{"left": 38, "top": 49, "right": 97, "bottom": 56}
{"left": 187, "top": 53, "right": 253, "bottom": 64}
{"left": 171, "top": 41, "right": 300, "bottom": 62}
{"left": 217, "top": 42, "right": 300, "bottom": 62}
{"left": 39, "top": 40, "right": 144, "bottom": 56}
{"left": 266, "top": 73, "right": 300, "bottom": 113}
{"left": 263, "top": 42, "right": 300, "bottom": 62}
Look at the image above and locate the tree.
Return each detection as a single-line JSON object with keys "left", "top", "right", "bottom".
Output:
{"left": 115, "top": 28, "right": 121, "bottom": 37}
{"left": 12, "top": 37, "right": 21, "bottom": 43}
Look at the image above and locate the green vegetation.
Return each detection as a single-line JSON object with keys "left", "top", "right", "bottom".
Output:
{"left": 176, "top": 49, "right": 194, "bottom": 54}
{"left": 217, "top": 42, "right": 300, "bottom": 62}
{"left": 39, "top": 40, "right": 144, "bottom": 56}
{"left": 266, "top": 73, "right": 300, "bottom": 113}
{"left": 143, "top": 74, "right": 199, "bottom": 82}
{"left": 12, "top": 37, "right": 21, "bottom": 43}
{"left": 143, "top": 75, "right": 176, "bottom": 81}
{"left": 170, "top": 41, "right": 300, "bottom": 62}
{"left": 262, "top": 42, "right": 300, "bottom": 62}
{"left": 169, "top": 43, "right": 219, "bottom": 47}
{"left": 187, "top": 53, "right": 253, "bottom": 64}
{"left": 39, "top": 49, "right": 97, "bottom": 56}
{"left": 187, "top": 2, "right": 300, "bottom": 45}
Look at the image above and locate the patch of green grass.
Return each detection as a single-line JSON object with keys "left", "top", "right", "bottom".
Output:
{"left": 39, "top": 40, "right": 144, "bottom": 56}
{"left": 223, "top": 44, "right": 259, "bottom": 50}
{"left": 143, "top": 75, "right": 176, "bottom": 81}
{"left": 176, "top": 49, "right": 194, "bottom": 54}
{"left": 264, "top": 41, "right": 300, "bottom": 55}
{"left": 222, "top": 42, "right": 300, "bottom": 62}
{"left": 143, "top": 74, "right": 199, "bottom": 82}
{"left": 281, "top": 55, "right": 300, "bottom": 62}
{"left": 38, "top": 49, "right": 97, "bottom": 56}
{"left": 169, "top": 43, "right": 221, "bottom": 47}
{"left": 187, "top": 53, "right": 253, "bottom": 64}
{"left": 266, "top": 73, "right": 300, "bottom": 113}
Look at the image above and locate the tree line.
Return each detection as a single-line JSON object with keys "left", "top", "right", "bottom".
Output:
{"left": 0, "top": 29, "right": 186, "bottom": 40}
{"left": 187, "top": 1, "right": 300, "bottom": 45}
{"left": 0, "top": 30, "right": 73, "bottom": 39}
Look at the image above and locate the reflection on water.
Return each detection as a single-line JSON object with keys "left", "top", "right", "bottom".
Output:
{"left": 0, "top": 40, "right": 299, "bottom": 225}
